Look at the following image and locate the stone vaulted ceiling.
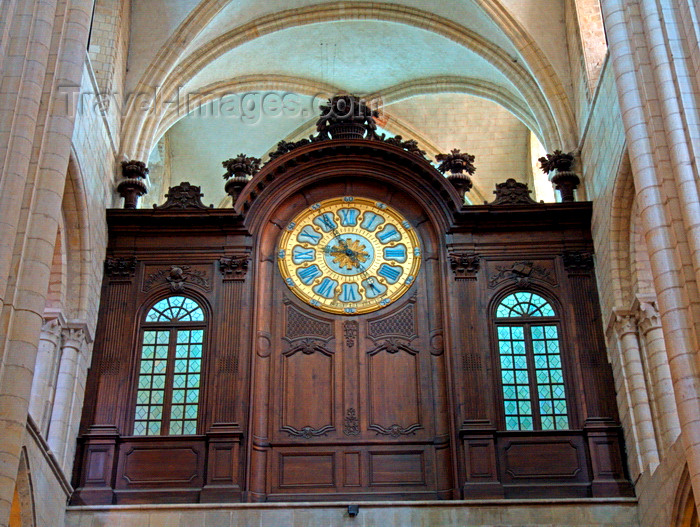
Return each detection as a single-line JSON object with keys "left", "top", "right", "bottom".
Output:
{"left": 125, "top": 0, "right": 575, "bottom": 207}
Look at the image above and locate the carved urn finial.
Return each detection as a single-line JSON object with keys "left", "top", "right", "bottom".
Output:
{"left": 316, "top": 95, "right": 379, "bottom": 140}
{"left": 538, "top": 150, "right": 579, "bottom": 202}
{"left": 117, "top": 160, "right": 149, "bottom": 209}
{"left": 222, "top": 153, "right": 261, "bottom": 202}
{"left": 435, "top": 149, "right": 476, "bottom": 203}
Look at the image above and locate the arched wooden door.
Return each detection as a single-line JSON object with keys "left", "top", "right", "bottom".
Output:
{"left": 248, "top": 182, "right": 454, "bottom": 501}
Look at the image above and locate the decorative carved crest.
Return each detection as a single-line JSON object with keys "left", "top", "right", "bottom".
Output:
{"left": 491, "top": 179, "right": 538, "bottom": 205}
{"left": 284, "top": 338, "right": 332, "bottom": 356}
{"left": 449, "top": 253, "right": 480, "bottom": 280}
{"left": 219, "top": 256, "right": 249, "bottom": 280}
{"left": 154, "top": 182, "right": 211, "bottom": 210}
{"left": 343, "top": 408, "right": 360, "bottom": 436}
{"left": 369, "top": 423, "right": 422, "bottom": 438}
{"left": 104, "top": 257, "right": 137, "bottom": 279}
{"left": 144, "top": 265, "right": 210, "bottom": 292}
{"left": 343, "top": 320, "right": 358, "bottom": 348}
{"left": 562, "top": 251, "right": 594, "bottom": 273}
{"left": 367, "top": 337, "right": 418, "bottom": 356}
{"left": 282, "top": 424, "right": 334, "bottom": 439}
{"left": 488, "top": 261, "right": 554, "bottom": 288}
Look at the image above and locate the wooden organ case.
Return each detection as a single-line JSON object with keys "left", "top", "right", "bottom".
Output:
{"left": 72, "top": 138, "right": 634, "bottom": 504}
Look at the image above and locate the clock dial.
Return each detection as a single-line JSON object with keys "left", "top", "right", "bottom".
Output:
{"left": 278, "top": 196, "right": 421, "bottom": 314}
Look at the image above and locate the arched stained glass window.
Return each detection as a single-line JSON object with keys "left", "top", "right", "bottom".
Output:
{"left": 495, "top": 292, "right": 569, "bottom": 431}
{"left": 496, "top": 292, "right": 556, "bottom": 318}
{"left": 145, "top": 296, "right": 204, "bottom": 322}
{"left": 134, "top": 296, "right": 205, "bottom": 436}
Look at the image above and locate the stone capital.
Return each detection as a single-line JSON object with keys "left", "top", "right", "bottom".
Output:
{"left": 40, "top": 312, "right": 66, "bottom": 344}
{"left": 61, "top": 322, "right": 93, "bottom": 352}
{"left": 613, "top": 312, "right": 638, "bottom": 337}
{"left": 635, "top": 297, "right": 661, "bottom": 335}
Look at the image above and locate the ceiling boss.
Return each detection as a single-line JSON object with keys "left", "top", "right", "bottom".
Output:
{"left": 278, "top": 197, "right": 421, "bottom": 315}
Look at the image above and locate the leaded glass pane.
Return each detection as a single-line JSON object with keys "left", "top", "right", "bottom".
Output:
{"left": 497, "top": 324, "right": 532, "bottom": 431}
{"left": 166, "top": 329, "right": 202, "bottom": 435}
{"left": 531, "top": 324, "right": 569, "bottom": 430}
{"left": 184, "top": 421, "right": 197, "bottom": 435}
{"left": 170, "top": 421, "right": 183, "bottom": 435}
{"left": 134, "top": 329, "right": 169, "bottom": 436}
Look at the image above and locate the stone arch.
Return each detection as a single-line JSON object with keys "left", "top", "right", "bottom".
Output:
{"left": 10, "top": 449, "right": 36, "bottom": 527}
{"left": 122, "top": 2, "right": 575, "bottom": 160}
{"left": 673, "top": 466, "right": 700, "bottom": 527}
{"left": 61, "top": 151, "right": 92, "bottom": 322}
{"left": 608, "top": 150, "right": 635, "bottom": 310}
{"left": 153, "top": 75, "right": 543, "bottom": 154}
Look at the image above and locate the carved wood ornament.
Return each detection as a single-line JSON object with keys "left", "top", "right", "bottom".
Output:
{"left": 74, "top": 104, "right": 632, "bottom": 505}
{"left": 450, "top": 253, "right": 480, "bottom": 280}
{"left": 144, "top": 265, "right": 210, "bottom": 292}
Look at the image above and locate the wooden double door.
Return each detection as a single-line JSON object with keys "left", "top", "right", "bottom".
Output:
{"left": 254, "top": 260, "right": 454, "bottom": 500}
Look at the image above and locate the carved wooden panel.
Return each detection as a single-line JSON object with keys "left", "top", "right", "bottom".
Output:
{"left": 116, "top": 441, "right": 204, "bottom": 488}
{"left": 367, "top": 346, "right": 422, "bottom": 437}
{"left": 466, "top": 441, "right": 495, "bottom": 478}
{"left": 369, "top": 451, "right": 426, "bottom": 486}
{"left": 281, "top": 346, "right": 335, "bottom": 437}
{"left": 497, "top": 433, "right": 589, "bottom": 497}
{"left": 278, "top": 453, "right": 336, "bottom": 488}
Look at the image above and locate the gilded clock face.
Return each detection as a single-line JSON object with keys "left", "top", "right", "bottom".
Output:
{"left": 278, "top": 196, "right": 421, "bottom": 315}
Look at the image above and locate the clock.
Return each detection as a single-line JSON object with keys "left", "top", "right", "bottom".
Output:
{"left": 278, "top": 196, "right": 421, "bottom": 315}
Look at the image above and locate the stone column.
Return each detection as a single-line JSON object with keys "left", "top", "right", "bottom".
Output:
{"left": 64, "top": 326, "right": 92, "bottom": 474}
{"left": 613, "top": 313, "right": 659, "bottom": 474}
{"left": 636, "top": 299, "right": 681, "bottom": 454}
{"left": 0, "top": 0, "right": 93, "bottom": 523}
{"left": 28, "top": 314, "right": 65, "bottom": 434}
{"left": 602, "top": 0, "right": 700, "bottom": 506}
{"left": 47, "top": 325, "right": 90, "bottom": 474}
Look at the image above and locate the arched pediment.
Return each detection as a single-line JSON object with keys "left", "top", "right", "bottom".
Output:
{"left": 235, "top": 139, "right": 462, "bottom": 234}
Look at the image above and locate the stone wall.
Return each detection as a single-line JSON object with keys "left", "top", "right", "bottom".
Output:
{"left": 66, "top": 500, "right": 639, "bottom": 527}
